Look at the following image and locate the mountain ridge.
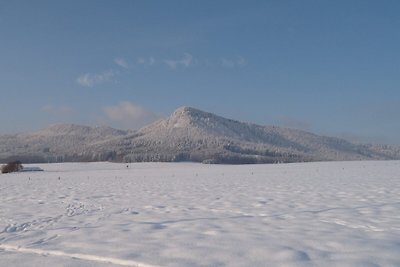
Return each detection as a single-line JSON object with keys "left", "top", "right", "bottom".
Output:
{"left": 0, "top": 107, "right": 399, "bottom": 164}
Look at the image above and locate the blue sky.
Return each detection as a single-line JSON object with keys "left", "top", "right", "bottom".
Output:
{"left": 0, "top": 0, "right": 399, "bottom": 144}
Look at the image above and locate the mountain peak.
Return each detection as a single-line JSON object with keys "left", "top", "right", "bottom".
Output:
{"left": 174, "top": 106, "right": 197, "bottom": 113}
{"left": 163, "top": 106, "right": 227, "bottom": 130}
{"left": 172, "top": 106, "right": 211, "bottom": 118}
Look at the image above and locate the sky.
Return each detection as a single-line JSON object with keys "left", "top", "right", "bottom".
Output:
{"left": 0, "top": 0, "right": 399, "bottom": 144}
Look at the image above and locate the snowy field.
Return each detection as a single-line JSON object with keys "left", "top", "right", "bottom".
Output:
{"left": 1, "top": 161, "right": 400, "bottom": 267}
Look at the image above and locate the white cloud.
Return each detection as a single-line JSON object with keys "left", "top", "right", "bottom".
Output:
{"left": 164, "top": 60, "right": 178, "bottom": 69}
{"left": 221, "top": 56, "right": 247, "bottom": 68}
{"left": 275, "top": 115, "right": 312, "bottom": 131}
{"left": 336, "top": 132, "right": 390, "bottom": 145}
{"left": 41, "top": 105, "right": 75, "bottom": 115}
{"left": 103, "top": 102, "right": 161, "bottom": 129}
{"left": 237, "top": 56, "right": 247, "bottom": 66}
{"left": 114, "top": 58, "right": 129, "bottom": 68}
{"left": 149, "top": 57, "right": 155, "bottom": 65}
{"left": 221, "top": 58, "right": 235, "bottom": 68}
{"left": 181, "top": 53, "right": 192, "bottom": 67}
{"left": 137, "top": 56, "right": 155, "bottom": 66}
{"left": 164, "top": 53, "right": 193, "bottom": 69}
{"left": 76, "top": 70, "right": 115, "bottom": 87}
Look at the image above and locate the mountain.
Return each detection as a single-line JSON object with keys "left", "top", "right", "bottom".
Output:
{"left": 0, "top": 107, "right": 399, "bottom": 164}
{"left": 102, "top": 107, "right": 400, "bottom": 164}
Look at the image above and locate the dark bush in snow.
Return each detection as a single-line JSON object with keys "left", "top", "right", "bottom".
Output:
{"left": 1, "top": 161, "right": 23, "bottom": 174}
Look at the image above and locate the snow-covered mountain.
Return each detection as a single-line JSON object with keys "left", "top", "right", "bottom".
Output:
{"left": 107, "top": 107, "right": 400, "bottom": 163}
{"left": 1, "top": 107, "right": 399, "bottom": 164}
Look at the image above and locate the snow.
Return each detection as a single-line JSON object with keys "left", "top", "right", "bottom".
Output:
{"left": 1, "top": 161, "right": 400, "bottom": 267}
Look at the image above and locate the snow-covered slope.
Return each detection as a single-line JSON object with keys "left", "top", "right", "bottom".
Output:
{"left": 0, "top": 107, "right": 399, "bottom": 163}
{"left": 115, "top": 107, "right": 400, "bottom": 163}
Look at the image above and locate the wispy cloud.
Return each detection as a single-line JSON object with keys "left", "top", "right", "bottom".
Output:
{"left": 164, "top": 53, "right": 193, "bottom": 69}
{"left": 221, "top": 56, "right": 247, "bottom": 68}
{"left": 336, "top": 132, "right": 391, "bottom": 145}
{"left": 41, "top": 104, "right": 75, "bottom": 115}
{"left": 103, "top": 101, "right": 161, "bottom": 129}
{"left": 76, "top": 70, "right": 115, "bottom": 87}
{"left": 40, "top": 104, "right": 78, "bottom": 126}
{"left": 114, "top": 58, "right": 129, "bottom": 68}
{"left": 275, "top": 115, "right": 312, "bottom": 131}
{"left": 137, "top": 56, "right": 155, "bottom": 66}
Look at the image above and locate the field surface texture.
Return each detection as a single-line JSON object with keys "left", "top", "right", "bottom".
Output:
{"left": 1, "top": 161, "right": 400, "bottom": 267}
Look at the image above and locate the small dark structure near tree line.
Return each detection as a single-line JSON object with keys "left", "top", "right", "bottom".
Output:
{"left": 1, "top": 161, "right": 23, "bottom": 174}
{"left": 1, "top": 161, "right": 43, "bottom": 174}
